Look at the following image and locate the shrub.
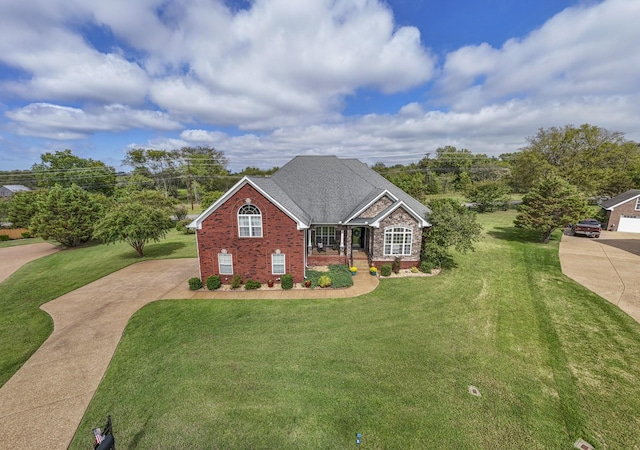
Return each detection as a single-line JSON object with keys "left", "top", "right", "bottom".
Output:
{"left": 411, "top": 266, "right": 419, "bottom": 273}
{"left": 231, "top": 275, "right": 243, "bottom": 289}
{"left": 21, "top": 231, "right": 32, "bottom": 239}
{"left": 174, "top": 205, "right": 188, "bottom": 221}
{"left": 317, "top": 275, "right": 332, "bottom": 288}
{"left": 304, "top": 265, "right": 353, "bottom": 289}
{"left": 206, "top": 275, "right": 221, "bottom": 290}
{"left": 420, "top": 260, "right": 436, "bottom": 273}
{"left": 380, "top": 263, "right": 392, "bottom": 277}
{"left": 281, "top": 274, "right": 294, "bottom": 290}
{"left": 188, "top": 277, "right": 203, "bottom": 290}
{"left": 0, "top": 234, "right": 9, "bottom": 241}
{"left": 176, "top": 219, "right": 195, "bottom": 235}
{"left": 244, "top": 279, "right": 262, "bottom": 290}
{"left": 326, "top": 264, "right": 353, "bottom": 287}
{"left": 392, "top": 257, "right": 402, "bottom": 274}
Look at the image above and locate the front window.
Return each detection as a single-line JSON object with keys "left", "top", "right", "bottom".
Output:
{"left": 384, "top": 227, "right": 412, "bottom": 256}
{"left": 316, "top": 226, "right": 335, "bottom": 246}
{"left": 218, "top": 253, "right": 233, "bottom": 275}
{"left": 635, "top": 198, "right": 640, "bottom": 211}
{"left": 272, "top": 253, "right": 286, "bottom": 275}
{"left": 238, "top": 204, "right": 262, "bottom": 237}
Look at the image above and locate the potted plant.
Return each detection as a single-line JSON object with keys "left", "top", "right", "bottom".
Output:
{"left": 350, "top": 266, "right": 358, "bottom": 275}
{"left": 304, "top": 279, "right": 312, "bottom": 288}
{"left": 369, "top": 266, "right": 378, "bottom": 276}
{"left": 267, "top": 279, "right": 274, "bottom": 287}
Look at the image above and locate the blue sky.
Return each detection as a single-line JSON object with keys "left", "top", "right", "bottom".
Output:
{"left": 1, "top": 0, "right": 638, "bottom": 173}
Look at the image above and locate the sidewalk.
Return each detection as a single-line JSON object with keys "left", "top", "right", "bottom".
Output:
{"left": 0, "top": 258, "right": 378, "bottom": 450}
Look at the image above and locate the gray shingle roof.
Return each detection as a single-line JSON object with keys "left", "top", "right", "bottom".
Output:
{"left": 1, "top": 185, "right": 31, "bottom": 192}
{"left": 270, "top": 156, "right": 430, "bottom": 224}
{"left": 190, "top": 156, "right": 431, "bottom": 229}
{"left": 601, "top": 189, "right": 640, "bottom": 210}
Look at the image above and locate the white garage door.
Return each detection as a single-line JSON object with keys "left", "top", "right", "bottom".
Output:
{"left": 618, "top": 215, "right": 640, "bottom": 233}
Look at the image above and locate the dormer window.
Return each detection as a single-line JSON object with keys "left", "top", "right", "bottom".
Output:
{"left": 238, "top": 204, "right": 262, "bottom": 237}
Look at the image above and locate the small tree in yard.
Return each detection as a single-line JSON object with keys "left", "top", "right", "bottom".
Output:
{"left": 31, "top": 184, "right": 103, "bottom": 247}
{"left": 466, "top": 180, "right": 511, "bottom": 213}
{"left": 422, "top": 198, "right": 483, "bottom": 269}
{"left": 94, "top": 191, "right": 174, "bottom": 257}
{"left": 7, "top": 190, "right": 46, "bottom": 228}
{"left": 514, "top": 175, "right": 589, "bottom": 243}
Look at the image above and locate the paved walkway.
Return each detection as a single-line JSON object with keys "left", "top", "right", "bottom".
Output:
{"left": 559, "top": 230, "right": 640, "bottom": 323}
{"left": 0, "top": 258, "right": 378, "bottom": 450}
{"left": 0, "top": 242, "right": 59, "bottom": 283}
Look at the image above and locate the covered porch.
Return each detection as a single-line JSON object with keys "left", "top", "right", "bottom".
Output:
{"left": 306, "top": 225, "right": 371, "bottom": 267}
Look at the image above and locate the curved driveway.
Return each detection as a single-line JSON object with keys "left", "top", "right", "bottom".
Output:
{"left": 559, "top": 230, "right": 640, "bottom": 323}
{"left": 0, "top": 242, "right": 59, "bottom": 283}
{"left": 0, "top": 257, "right": 378, "bottom": 449}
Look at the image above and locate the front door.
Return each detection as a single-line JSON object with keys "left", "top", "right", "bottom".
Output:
{"left": 352, "top": 227, "right": 364, "bottom": 249}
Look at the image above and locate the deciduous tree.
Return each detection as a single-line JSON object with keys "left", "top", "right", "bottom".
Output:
{"left": 466, "top": 180, "right": 511, "bottom": 213}
{"left": 94, "top": 191, "right": 174, "bottom": 257}
{"left": 422, "top": 198, "right": 483, "bottom": 269}
{"left": 514, "top": 176, "right": 589, "bottom": 243}
{"left": 512, "top": 124, "right": 640, "bottom": 195}
{"left": 32, "top": 149, "right": 116, "bottom": 195}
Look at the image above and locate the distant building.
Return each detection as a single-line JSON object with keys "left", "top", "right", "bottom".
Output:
{"left": 0, "top": 185, "right": 32, "bottom": 198}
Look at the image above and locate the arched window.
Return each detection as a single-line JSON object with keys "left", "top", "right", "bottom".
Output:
{"left": 238, "top": 204, "right": 262, "bottom": 237}
{"left": 384, "top": 226, "right": 412, "bottom": 256}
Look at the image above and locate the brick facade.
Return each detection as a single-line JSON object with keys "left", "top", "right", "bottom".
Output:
{"left": 605, "top": 197, "right": 640, "bottom": 231}
{"left": 196, "top": 184, "right": 306, "bottom": 284}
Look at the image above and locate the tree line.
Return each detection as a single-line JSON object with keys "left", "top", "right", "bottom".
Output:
{"left": 1, "top": 123, "right": 638, "bottom": 254}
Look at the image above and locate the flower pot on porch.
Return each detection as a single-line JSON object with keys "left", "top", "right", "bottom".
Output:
{"left": 304, "top": 280, "right": 312, "bottom": 288}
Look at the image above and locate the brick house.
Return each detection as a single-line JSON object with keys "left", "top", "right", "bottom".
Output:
{"left": 189, "top": 156, "right": 431, "bottom": 284}
{"left": 601, "top": 189, "right": 640, "bottom": 232}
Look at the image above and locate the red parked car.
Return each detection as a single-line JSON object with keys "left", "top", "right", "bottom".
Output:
{"left": 571, "top": 219, "right": 601, "bottom": 238}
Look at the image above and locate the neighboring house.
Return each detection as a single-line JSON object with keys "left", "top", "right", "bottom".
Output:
{"left": 600, "top": 189, "right": 640, "bottom": 232}
{"left": 0, "top": 185, "right": 31, "bottom": 198}
{"left": 189, "top": 156, "right": 431, "bottom": 284}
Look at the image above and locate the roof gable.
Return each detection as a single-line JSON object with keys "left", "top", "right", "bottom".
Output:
{"left": 601, "top": 189, "right": 640, "bottom": 210}
{"left": 189, "top": 177, "right": 309, "bottom": 230}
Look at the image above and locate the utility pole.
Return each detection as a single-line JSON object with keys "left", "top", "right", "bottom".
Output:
{"left": 187, "top": 159, "right": 194, "bottom": 210}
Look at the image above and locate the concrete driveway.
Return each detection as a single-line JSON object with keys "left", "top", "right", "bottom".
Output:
{"left": 559, "top": 230, "right": 640, "bottom": 323}
{"left": 0, "top": 258, "right": 200, "bottom": 450}
{"left": 0, "top": 257, "right": 380, "bottom": 449}
{"left": 0, "top": 242, "right": 60, "bottom": 283}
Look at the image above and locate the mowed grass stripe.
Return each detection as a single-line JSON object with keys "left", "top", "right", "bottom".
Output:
{"left": 0, "top": 209, "right": 624, "bottom": 449}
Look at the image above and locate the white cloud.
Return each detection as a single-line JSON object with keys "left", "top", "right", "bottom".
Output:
{"left": 438, "top": 0, "right": 640, "bottom": 110}
{"left": 167, "top": 92, "right": 640, "bottom": 171}
{"left": 6, "top": 103, "right": 182, "bottom": 139}
{"left": 0, "top": 0, "right": 435, "bottom": 129}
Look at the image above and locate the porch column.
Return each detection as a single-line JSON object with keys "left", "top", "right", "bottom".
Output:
{"left": 307, "top": 229, "right": 313, "bottom": 256}
{"left": 339, "top": 229, "right": 345, "bottom": 255}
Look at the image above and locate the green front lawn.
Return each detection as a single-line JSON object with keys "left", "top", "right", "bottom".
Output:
{"left": 70, "top": 212, "right": 640, "bottom": 449}
{"left": 0, "top": 230, "right": 196, "bottom": 387}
